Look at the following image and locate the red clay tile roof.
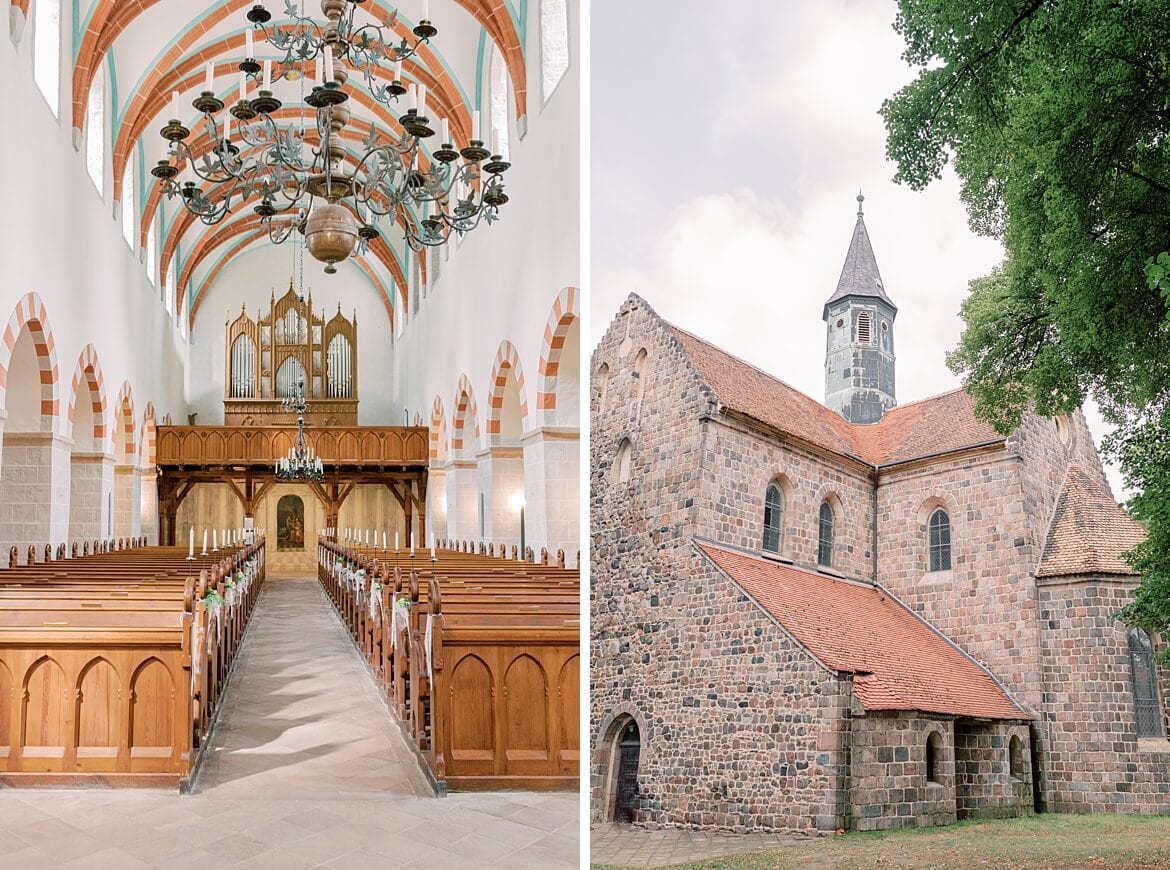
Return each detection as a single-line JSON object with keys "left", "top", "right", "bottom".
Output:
{"left": 697, "top": 540, "right": 1030, "bottom": 720}
{"left": 1037, "top": 465, "right": 1146, "bottom": 578}
{"left": 668, "top": 323, "right": 1002, "bottom": 467}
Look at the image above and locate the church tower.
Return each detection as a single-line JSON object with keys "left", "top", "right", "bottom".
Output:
{"left": 823, "top": 194, "right": 897, "bottom": 424}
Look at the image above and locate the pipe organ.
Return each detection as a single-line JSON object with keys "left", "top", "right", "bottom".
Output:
{"left": 225, "top": 283, "right": 359, "bottom": 426}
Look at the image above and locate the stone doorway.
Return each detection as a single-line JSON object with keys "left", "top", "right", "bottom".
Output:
{"left": 614, "top": 719, "right": 641, "bottom": 823}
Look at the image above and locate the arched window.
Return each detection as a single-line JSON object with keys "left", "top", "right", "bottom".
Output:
{"left": 86, "top": 63, "right": 105, "bottom": 195}
{"left": 614, "top": 438, "right": 632, "bottom": 483}
{"left": 121, "top": 158, "right": 136, "bottom": 249}
{"left": 596, "top": 362, "right": 610, "bottom": 413}
{"left": 926, "top": 731, "right": 942, "bottom": 783}
{"left": 489, "top": 43, "right": 510, "bottom": 158}
{"left": 33, "top": 0, "right": 60, "bottom": 116}
{"left": 762, "top": 484, "right": 783, "bottom": 553}
{"left": 817, "top": 500, "right": 834, "bottom": 566}
{"left": 856, "top": 310, "right": 872, "bottom": 345}
{"left": 928, "top": 508, "right": 951, "bottom": 572}
{"left": 1008, "top": 735, "right": 1025, "bottom": 779}
{"left": 146, "top": 217, "right": 158, "bottom": 287}
{"left": 633, "top": 348, "right": 648, "bottom": 404}
{"left": 1129, "top": 628, "right": 1164, "bottom": 738}
{"left": 540, "top": 0, "right": 569, "bottom": 102}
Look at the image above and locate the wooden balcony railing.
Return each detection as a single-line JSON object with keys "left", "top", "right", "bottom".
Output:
{"left": 156, "top": 426, "right": 429, "bottom": 468}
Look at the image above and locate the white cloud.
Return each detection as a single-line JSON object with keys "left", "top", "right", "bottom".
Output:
{"left": 592, "top": 0, "right": 1128, "bottom": 497}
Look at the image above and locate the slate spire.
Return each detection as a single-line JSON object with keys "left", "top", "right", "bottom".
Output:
{"left": 822, "top": 192, "right": 897, "bottom": 319}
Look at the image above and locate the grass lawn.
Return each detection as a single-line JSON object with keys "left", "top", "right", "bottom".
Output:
{"left": 594, "top": 814, "right": 1170, "bottom": 869}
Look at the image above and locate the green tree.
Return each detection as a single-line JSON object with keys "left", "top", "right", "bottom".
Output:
{"left": 882, "top": 0, "right": 1170, "bottom": 642}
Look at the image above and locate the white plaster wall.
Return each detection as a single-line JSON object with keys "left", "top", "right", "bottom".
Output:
{"left": 0, "top": 22, "right": 189, "bottom": 439}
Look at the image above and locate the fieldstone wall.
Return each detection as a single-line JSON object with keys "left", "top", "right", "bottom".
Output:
{"left": 849, "top": 713, "right": 956, "bottom": 830}
{"left": 953, "top": 720, "right": 1033, "bottom": 819}
{"left": 1037, "top": 576, "right": 1170, "bottom": 813}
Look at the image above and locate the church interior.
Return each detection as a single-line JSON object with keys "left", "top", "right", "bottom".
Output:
{"left": 0, "top": 0, "right": 581, "bottom": 865}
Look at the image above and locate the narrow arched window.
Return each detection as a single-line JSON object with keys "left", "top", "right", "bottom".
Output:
{"left": 926, "top": 731, "right": 942, "bottom": 783}
{"left": 1129, "top": 628, "right": 1164, "bottom": 738}
{"left": 856, "top": 310, "right": 872, "bottom": 345}
{"left": 597, "top": 363, "right": 610, "bottom": 413}
{"left": 540, "top": 0, "right": 569, "bottom": 102}
{"left": 762, "top": 484, "right": 783, "bottom": 553}
{"left": 817, "top": 501, "right": 834, "bottom": 567}
{"left": 33, "top": 0, "right": 61, "bottom": 116}
{"left": 928, "top": 508, "right": 951, "bottom": 572}
{"left": 633, "top": 348, "right": 648, "bottom": 404}
{"left": 121, "top": 157, "right": 136, "bottom": 249}
{"left": 86, "top": 63, "right": 105, "bottom": 195}
{"left": 1008, "top": 735, "right": 1025, "bottom": 779}
{"left": 146, "top": 217, "right": 158, "bottom": 287}
{"left": 615, "top": 438, "right": 632, "bottom": 484}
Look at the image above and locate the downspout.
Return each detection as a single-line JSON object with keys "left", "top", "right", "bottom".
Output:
{"left": 870, "top": 468, "right": 879, "bottom": 585}
{"left": 840, "top": 673, "right": 855, "bottom": 830}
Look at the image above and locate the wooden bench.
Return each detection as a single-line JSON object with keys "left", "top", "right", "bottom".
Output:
{"left": 317, "top": 538, "right": 579, "bottom": 793}
{"left": 0, "top": 540, "right": 266, "bottom": 789}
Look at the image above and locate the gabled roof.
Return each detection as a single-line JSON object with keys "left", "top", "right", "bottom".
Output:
{"left": 1037, "top": 464, "right": 1146, "bottom": 578}
{"left": 667, "top": 323, "right": 1002, "bottom": 467}
{"left": 823, "top": 196, "right": 897, "bottom": 318}
{"left": 696, "top": 541, "right": 1030, "bottom": 720}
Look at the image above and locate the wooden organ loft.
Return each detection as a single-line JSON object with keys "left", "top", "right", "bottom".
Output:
{"left": 225, "top": 283, "right": 359, "bottom": 426}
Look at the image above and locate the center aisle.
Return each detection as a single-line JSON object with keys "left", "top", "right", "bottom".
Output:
{"left": 196, "top": 575, "right": 427, "bottom": 798}
{"left": 0, "top": 575, "right": 579, "bottom": 870}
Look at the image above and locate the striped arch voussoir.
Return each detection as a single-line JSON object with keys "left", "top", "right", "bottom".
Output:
{"left": 536, "top": 286, "right": 579, "bottom": 424}
{"left": 114, "top": 381, "right": 136, "bottom": 461}
{"left": 486, "top": 339, "right": 529, "bottom": 445}
{"left": 66, "top": 344, "right": 107, "bottom": 445}
{"left": 430, "top": 395, "right": 447, "bottom": 462}
{"left": 451, "top": 375, "right": 480, "bottom": 456}
{"left": 140, "top": 402, "right": 157, "bottom": 467}
{"left": 0, "top": 292, "right": 60, "bottom": 429}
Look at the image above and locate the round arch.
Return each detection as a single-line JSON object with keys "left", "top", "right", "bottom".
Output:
{"left": 487, "top": 340, "right": 530, "bottom": 446}
{"left": 536, "top": 287, "right": 580, "bottom": 427}
{"left": 0, "top": 292, "right": 60, "bottom": 432}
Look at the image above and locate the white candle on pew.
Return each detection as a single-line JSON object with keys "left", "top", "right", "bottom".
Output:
{"left": 212, "top": 529, "right": 218, "bottom": 551}
{"left": 383, "top": 531, "right": 387, "bottom": 551}
{"left": 188, "top": 527, "right": 195, "bottom": 558}
{"left": 430, "top": 544, "right": 436, "bottom": 561}
{"left": 395, "top": 531, "right": 399, "bottom": 551}
{"left": 410, "top": 532, "right": 415, "bottom": 554}
{"left": 202, "top": 529, "right": 208, "bottom": 553}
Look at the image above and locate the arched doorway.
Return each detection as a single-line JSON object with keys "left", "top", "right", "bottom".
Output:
{"left": 613, "top": 719, "right": 641, "bottom": 823}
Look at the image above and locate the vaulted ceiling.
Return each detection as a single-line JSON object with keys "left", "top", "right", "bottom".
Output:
{"left": 12, "top": 0, "right": 529, "bottom": 328}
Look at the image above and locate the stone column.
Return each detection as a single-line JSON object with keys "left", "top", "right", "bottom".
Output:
{"left": 138, "top": 468, "right": 159, "bottom": 544}
{"left": 475, "top": 446, "right": 525, "bottom": 547}
{"left": 0, "top": 430, "right": 73, "bottom": 556}
{"left": 427, "top": 464, "right": 448, "bottom": 541}
{"left": 113, "top": 464, "right": 142, "bottom": 539}
{"left": 522, "top": 426, "right": 580, "bottom": 564}
{"left": 444, "top": 458, "right": 478, "bottom": 542}
{"left": 69, "top": 451, "right": 115, "bottom": 543}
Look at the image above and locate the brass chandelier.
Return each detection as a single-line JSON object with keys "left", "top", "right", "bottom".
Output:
{"left": 276, "top": 376, "right": 325, "bottom": 481}
{"left": 151, "top": 0, "right": 511, "bottom": 273}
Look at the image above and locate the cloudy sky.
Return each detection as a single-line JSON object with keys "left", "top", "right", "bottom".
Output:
{"left": 591, "top": 0, "right": 1126, "bottom": 496}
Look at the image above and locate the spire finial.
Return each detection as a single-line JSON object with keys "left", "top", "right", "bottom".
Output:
{"left": 856, "top": 189, "right": 865, "bottom": 217}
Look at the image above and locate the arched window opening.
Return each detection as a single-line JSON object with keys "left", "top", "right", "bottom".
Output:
{"left": 1129, "top": 628, "right": 1164, "bottom": 738}
{"left": 86, "top": 64, "right": 105, "bottom": 195}
{"left": 33, "top": 0, "right": 60, "bottom": 116}
{"left": 489, "top": 43, "right": 510, "bottom": 158}
{"left": 633, "top": 348, "right": 648, "bottom": 404}
{"left": 614, "top": 438, "right": 632, "bottom": 484}
{"left": 762, "top": 484, "right": 783, "bottom": 553}
{"left": 121, "top": 158, "right": 135, "bottom": 249}
{"left": 856, "top": 310, "right": 873, "bottom": 345}
{"left": 540, "top": 0, "right": 569, "bottom": 101}
{"left": 1008, "top": 735, "right": 1025, "bottom": 780}
{"left": 597, "top": 362, "right": 610, "bottom": 413}
{"left": 929, "top": 508, "right": 952, "bottom": 572}
{"left": 817, "top": 500, "right": 834, "bottom": 567}
{"left": 146, "top": 218, "right": 158, "bottom": 287}
{"left": 926, "top": 731, "right": 943, "bottom": 784}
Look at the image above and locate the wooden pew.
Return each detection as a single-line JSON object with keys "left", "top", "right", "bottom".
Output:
{"left": 316, "top": 538, "right": 579, "bottom": 793}
{"left": 0, "top": 540, "right": 266, "bottom": 789}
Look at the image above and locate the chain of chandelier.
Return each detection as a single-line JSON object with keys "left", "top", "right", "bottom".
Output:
{"left": 276, "top": 376, "right": 326, "bottom": 480}
{"left": 152, "top": 0, "right": 511, "bottom": 274}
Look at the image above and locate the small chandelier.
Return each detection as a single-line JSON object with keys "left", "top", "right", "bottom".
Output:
{"left": 276, "top": 376, "right": 326, "bottom": 481}
{"left": 151, "top": 0, "right": 510, "bottom": 272}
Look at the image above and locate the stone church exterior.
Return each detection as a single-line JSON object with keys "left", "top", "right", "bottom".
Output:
{"left": 590, "top": 199, "right": 1170, "bottom": 833}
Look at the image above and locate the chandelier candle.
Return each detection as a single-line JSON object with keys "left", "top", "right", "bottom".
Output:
{"left": 171, "top": 90, "right": 180, "bottom": 122}
{"left": 263, "top": 59, "right": 272, "bottom": 90}
{"left": 204, "top": 61, "right": 214, "bottom": 93}
{"left": 245, "top": 26, "right": 254, "bottom": 58}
